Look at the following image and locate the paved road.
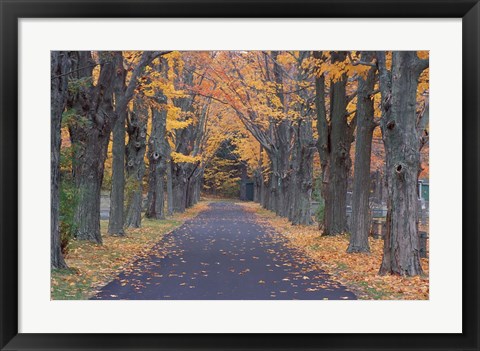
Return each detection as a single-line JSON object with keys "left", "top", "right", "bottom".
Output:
{"left": 92, "top": 202, "right": 356, "bottom": 300}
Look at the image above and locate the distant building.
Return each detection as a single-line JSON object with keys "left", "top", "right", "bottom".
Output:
{"left": 418, "top": 179, "right": 429, "bottom": 202}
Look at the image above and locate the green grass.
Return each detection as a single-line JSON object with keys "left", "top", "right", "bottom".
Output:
{"left": 356, "top": 281, "right": 389, "bottom": 300}
{"left": 309, "top": 243, "right": 320, "bottom": 251}
{"left": 51, "top": 268, "right": 96, "bottom": 300}
{"left": 335, "top": 261, "right": 349, "bottom": 270}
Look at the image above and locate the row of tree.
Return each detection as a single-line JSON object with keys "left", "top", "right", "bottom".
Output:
{"left": 51, "top": 51, "right": 220, "bottom": 268}
{"left": 51, "top": 50, "right": 429, "bottom": 277}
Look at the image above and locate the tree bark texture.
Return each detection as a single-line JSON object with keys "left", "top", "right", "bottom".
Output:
{"left": 68, "top": 51, "right": 117, "bottom": 244}
{"left": 125, "top": 97, "right": 148, "bottom": 228}
{"left": 377, "top": 51, "right": 428, "bottom": 276}
{"left": 314, "top": 51, "right": 356, "bottom": 236}
{"left": 325, "top": 67, "right": 352, "bottom": 235}
{"left": 108, "top": 53, "right": 127, "bottom": 235}
{"left": 239, "top": 161, "right": 248, "bottom": 200}
{"left": 51, "top": 51, "right": 70, "bottom": 269}
{"left": 172, "top": 164, "right": 187, "bottom": 213}
{"left": 289, "top": 51, "right": 315, "bottom": 226}
{"left": 186, "top": 166, "right": 201, "bottom": 208}
{"left": 271, "top": 51, "right": 292, "bottom": 217}
{"left": 290, "top": 120, "right": 315, "bottom": 225}
{"left": 145, "top": 105, "right": 168, "bottom": 219}
{"left": 166, "top": 158, "right": 174, "bottom": 216}
{"left": 348, "top": 52, "right": 377, "bottom": 253}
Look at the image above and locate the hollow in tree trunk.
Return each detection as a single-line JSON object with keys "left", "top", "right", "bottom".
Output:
{"left": 377, "top": 51, "right": 428, "bottom": 276}
{"left": 125, "top": 97, "right": 148, "bottom": 228}
{"left": 145, "top": 106, "right": 168, "bottom": 220}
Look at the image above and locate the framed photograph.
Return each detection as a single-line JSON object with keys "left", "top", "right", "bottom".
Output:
{"left": 1, "top": 0, "right": 478, "bottom": 350}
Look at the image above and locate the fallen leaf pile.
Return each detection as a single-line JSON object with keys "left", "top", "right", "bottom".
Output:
{"left": 51, "top": 201, "right": 210, "bottom": 300}
{"left": 239, "top": 202, "right": 429, "bottom": 300}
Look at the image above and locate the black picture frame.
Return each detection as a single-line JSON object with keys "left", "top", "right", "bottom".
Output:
{"left": 1, "top": 1, "right": 478, "bottom": 350}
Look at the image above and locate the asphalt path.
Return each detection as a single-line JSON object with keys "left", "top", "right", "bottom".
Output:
{"left": 92, "top": 202, "right": 357, "bottom": 300}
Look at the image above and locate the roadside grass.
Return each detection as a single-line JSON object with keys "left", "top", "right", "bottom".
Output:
{"left": 51, "top": 201, "right": 210, "bottom": 300}
{"left": 240, "top": 202, "right": 429, "bottom": 300}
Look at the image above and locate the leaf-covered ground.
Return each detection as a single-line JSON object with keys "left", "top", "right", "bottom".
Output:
{"left": 92, "top": 202, "right": 356, "bottom": 300}
{"left": 240, "top": 202, "right": 429, "bottom": 300}
{"left": 51, "top": 202, "right": 210, "bottom": 300}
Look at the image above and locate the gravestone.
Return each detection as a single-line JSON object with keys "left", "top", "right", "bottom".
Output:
{"left": 100, "top": 194, "right": 110, "bottom": 220}
{"left": 371, "top": 218, "right": 386, "bottom": 239}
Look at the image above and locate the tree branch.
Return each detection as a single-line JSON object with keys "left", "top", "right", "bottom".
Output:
{"left": 348, "top": 52, "right": 377, "bottom": 67}
{"left": 416, "top": 57, "right": 429, "bottom": 73}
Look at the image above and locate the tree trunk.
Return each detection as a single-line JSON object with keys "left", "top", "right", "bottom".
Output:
{"left": 239, "top": 161, "right": 248, "bottom": 200}
{"left": 185, "top": 166, "right": 200, "bottom": 208}
{"left": 377, "top": 51, "right": 427, "bottom": 276}
{"left": 314, "top": 51, "right": 355, "bottom": 236}
{"left": 277, "top": 148, "right": 290, "bottom": 217}
{"left": 72, "top": 130, "right": 111, "bottom": 243}
{"left": 51, "top": 51, "right": 70, "bottom": 269}
{"left": 193, "top": 171, "right": 202, "bottom": 205}
{"left": 267, "top": 158, "right": 278, "bottom": 212}
{"left": 68, "top": 52, "right": 117, "bottom": 244}
{"left": 108, "top": 108, "right": 126, "bottom": 235}
{"left": 271, "top": 52, "right": 291, "bottom": 218}
{"left": 108, "top": 111, "right": 126, "bottom": 236}
{"left": 263, "top": 176, "right": 271, "bottom": 210}
{"left": 256, "top": 146, "right": 265, "bottom": 205}
{"left": 253, "top": 168, "right": 262, "bottom": 203}
{"left": 291, "top": 121, "right": 315, "bottom": 225}
{"left": 348, "top": 52, "right": 377, "bottom": 253}
{"left": 172, "top": 163, "right": 187, "bottom": 213}
{"left": 313, "top": 53, "right": 331, "bottom": 233}
{"left": 290, "top": 51, "right": 315, "bottom": 226}
{"left": 108, "top": 52, "right": 128, "bottom": 235}
{"left": 288, "top": 142, "right": 300, "bottom": 223}
{"left": 125, "top": 97, "right": 148, "bottom": 228}
{"left": 145, "top": 106, "right": 168, "bottom": 220}
{"left": 325, "top": 78, "right": 352, "bottom": 235}
{"left": 296, "top": 151, "right": 314, "bottom": 225}
{"left": 166, "top": 159, "right": 174, "bottom": 216}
